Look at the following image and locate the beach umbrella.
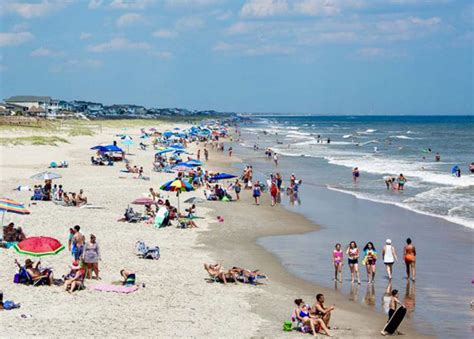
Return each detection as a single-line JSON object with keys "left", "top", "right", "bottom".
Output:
{"left": 160, "top": 179, "right": 194, "bottom": 212}
{"left": 121, "top": 136, "right": 134, "bottom": 154}
{"left": 163, "top": 131, "right": 173, "bottom": 138}
{"left": 185, "top": 159, "right": 203, "bottom": 166}
{"left": 132, "top": 197, "right": 157, "bottom": 205}
{"left": 30, "top": 171, "right": 62, "bottom": 180}
{"left": 169, "top": 144, "right": 184, "bottom": 149}
{"left": 155, "top": 148, "right": 174, "bottom": 155}
{"left": 173, "top": 149, "right": 188, "bottom": 155}
{"left": 209, "top": 173, "right": 237, "bottom": 182}
{"left": 0, "top": 198, "right": 30, "bottom": 225}
{"left": 14, "top": 236, "right": 65, "bottom": 257}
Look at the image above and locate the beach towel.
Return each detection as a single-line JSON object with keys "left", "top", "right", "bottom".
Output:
{"left": 154, "top": 207, "right": 169, "bottom": 228}
{"left": 88, "top": 284, "right": 138, "bottom": 294}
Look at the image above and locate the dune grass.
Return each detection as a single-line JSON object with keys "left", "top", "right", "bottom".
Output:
{"left": 68, "top": 126, "right": 96, "bottom": 136}
{"left": 0, "top": 136, "right": 69, "bottom": 146}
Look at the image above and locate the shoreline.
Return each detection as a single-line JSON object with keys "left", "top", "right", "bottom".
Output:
{"left": 198, "top": 145, "right": 427, "bottom": 338}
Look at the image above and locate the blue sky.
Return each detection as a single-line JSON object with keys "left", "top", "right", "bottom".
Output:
{"left": 0, "top": 0, "right": 472, "bottom": 115}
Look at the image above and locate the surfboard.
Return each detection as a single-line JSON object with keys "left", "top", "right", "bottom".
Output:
{"left": 383, "top": 306, "right": 407, "bottom": 335}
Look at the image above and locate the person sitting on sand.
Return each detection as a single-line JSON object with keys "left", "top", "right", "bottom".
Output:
{"left": 16, "top": 258, "right": 54, "bottom": 285}
{"left": 313, "top": 294, "right": 335, "bottom": 328}
{"left": 294, "top": 299, "right": 332, "bottom": 337}
{"left": 229, "top": 267, "right": 267, "bottom": 284}
{"left": 204, "top": 264, "right": 238, "bottom": 285}
{"left": 120, "top": 269, "right": 136, "bottom": 286}
{"left": 185, "top": 204, "right": 196, "bottom": 218}
{"left": 76, "top": 189, "right": 87, "bottom": 206}
{"left": 2, "top": 223, "right": 25, "bottom": 248}
{"left": 145, "top": 204, "right": 155, "bottom": 218}
{"left": 65, "top": 261, "right": 86, "bottom": 293}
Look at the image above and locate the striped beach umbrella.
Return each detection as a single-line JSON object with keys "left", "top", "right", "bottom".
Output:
{"left": 0, "top": 198, "right": 30, "bottom": 225}
{"left": 30, "top": 171, "right": 62, "bottom": 180}
{"left": 14, "top": 236, "right": 65, "bottom": 257}
{"left": 160, "top": 179, "right": 194, "bottom": 212}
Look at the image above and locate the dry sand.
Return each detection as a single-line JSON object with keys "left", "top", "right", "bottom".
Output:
{"left": 0, "top": 122, "right": 426, "bottom": 338}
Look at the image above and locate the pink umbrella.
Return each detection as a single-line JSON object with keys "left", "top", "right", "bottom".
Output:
{"left": 131, "top": 198, "right": 157, "bottom": 205}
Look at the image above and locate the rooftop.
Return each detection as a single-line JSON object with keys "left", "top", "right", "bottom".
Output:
{"left": 4, "top": 95, "right": 52, "bottom": 103}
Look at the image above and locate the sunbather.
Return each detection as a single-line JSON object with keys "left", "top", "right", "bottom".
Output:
{"left": 64, "top": 261, "right": 85, "bottom": 293}
{"left": 120, "top": 269, "right": 136, "bottom": 286}
{"left": 229, "top": 267, "right": 267, "bottom": 283}
{"left": 77, "top": 189, "right": 88, "bottom": 206}
{"left": 294, "top": 299, "right": 332, "bottom": 337}
{"left": 16, "top": 259, "right": 54, "bottom": 286}
{"left": 204, "top": 263, "right": 238, "bottom": 285}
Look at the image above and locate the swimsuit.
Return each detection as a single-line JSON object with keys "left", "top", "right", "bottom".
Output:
{"left": 299, "top": 310, "right": 310, "bottom": 318}
{"left": 348, "top": 248, "right": 358, "bottom": 265}
{"left": 333, "top": 250, "right": 343, "bottom": 264}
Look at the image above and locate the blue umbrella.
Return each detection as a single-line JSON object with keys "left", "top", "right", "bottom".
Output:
{"left": 169, "top": 144, "right": 184, "bottom": 149}
{"left": 179, "top": 161, "right": 199, "bottom": 168}
{"left": 210, "top": 173, "right": 237, "bottom": 181}
{"left": 163, "top": 131, "right": 173, "bottom": 138}
{"left": 156, "top": 148, "right": 175, "bottom": 155}
{"left": 185, "top": 159, "right": 202, "bottom": 166}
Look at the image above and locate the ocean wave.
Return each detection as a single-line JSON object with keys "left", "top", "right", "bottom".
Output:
{"left": 326, "top": 185, "right": 474, "bottom": 229}
{"left": 391, "top": 135, "right": 416, "bottom": 140}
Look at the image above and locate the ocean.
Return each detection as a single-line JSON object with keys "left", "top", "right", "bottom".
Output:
{"left": 233, "top": 115, "right": 474, "bottom": 338}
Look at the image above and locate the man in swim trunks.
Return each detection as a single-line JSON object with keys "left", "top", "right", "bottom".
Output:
{"left": 72, "top": 225, "right": 85, "bottom": 261}
{"left": 313, "top": 294, "right": 335, "bottom": 328}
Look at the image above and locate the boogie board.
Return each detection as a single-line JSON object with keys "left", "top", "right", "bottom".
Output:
{"left": 383, "top": 306, "right": 407, "bottom": 335}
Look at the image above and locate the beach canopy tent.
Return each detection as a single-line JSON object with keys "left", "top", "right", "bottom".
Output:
{"left": 30, "top": 171, "right": 62, "bottom": 180}
{"left": 178, "top": 161, "right": 200, "bottom": 168}
{"left": 173, "top": 149, "right": 188, "bottom": 155}
{"left": 14, "top": 236, "right": 64, "bottom": 257}
{"left": 169, "top": 144, "right": 184, "bottom": 149}
{"left": 163, "top": 131, "right": 174, "bottom": 138}
{"left": 91, "top": 145, "right": 124, "bottom": 153}
{"left": 0, "top": 198, "right": 30, "bottom": 225}
{"left": 155, "top": 148, "right": 175, "bottom": 155}
{"left": 160, "top": 179, "right": 194, "bottom": 212}
{"left": 209, "top": 173, "right": 237, "bottom": 182}
{"left": 182, "top": 159, "right": 202, "bottom": 167}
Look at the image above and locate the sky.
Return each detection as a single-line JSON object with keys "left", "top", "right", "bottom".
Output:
{"left": 0, "top": 0, "right": 472, "bottom": 115}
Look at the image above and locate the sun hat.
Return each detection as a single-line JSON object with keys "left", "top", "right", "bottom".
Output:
{"left": 386, "top": 239, "right": 392, "bottom": 244}
{"left": 71, "top": 261, "right": 80, "bottom": 270}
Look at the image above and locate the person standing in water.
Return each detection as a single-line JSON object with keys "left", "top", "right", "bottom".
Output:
{"left": 346, "top": 241, "right": 361, "bottom": 284}
{"left": 363, "top": 242, "right": 377, "bottom": 284}
{"left": 352, "top": 167, "right": 360, "bottom": 183}
{"left": 397, "top": 174, "right": 407, "bottom": 191}
{"left": 273, "top": 153, "right": 279, "bottom": 166}
{"left": 403, "top": 238, "right": 416, "bottom": 281}
{"left": 332, "top": 243, "right": 343, "bottom": 283}
{"left": 382, "top": 239, "right": 398, "bottom": 280}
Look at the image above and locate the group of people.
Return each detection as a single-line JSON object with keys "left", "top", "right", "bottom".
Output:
{"left": 333, "top": 238, "right": 417, "bottom": 284}
{"left": 291, "top": 294, "right": 334, "bottom": 336}
{"left": 1, "top": 222, "right": 26, "bottom": 248}
{"left": 204, "top": 263, "right": 267, "bottom": 285}
{"left": 383, "top": 174, "right": 407, "bottom": 191}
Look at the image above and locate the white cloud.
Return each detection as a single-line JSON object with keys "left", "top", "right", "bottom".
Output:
{"left": 2, "top": 0, "right": 73, "bottom": 19}
{"left": 11, "top": 22, "right": 30, "bottom": 32}
{"left": 109, "top": 0, "right": 155, "bottom": 10}
{"left": 148, "top": 51, "right": 173, "bottom": 59}
{"left": 241, "top": 0, "right": 289, "bottom": 18}
{"left": 80, "top": 32, "right": 92, "bottom": 40}
{"left": 294, "top": 0, "right": 341, "bottom": 16}
{"left": 175, "top": 16, "right": 205, "bottom": 30}
{"left": 116, "top": 13, "right": 144, "bottom": 27}
{"left": 0, "top": 31, "right": 34, "bottom": 46}
{"left": 88, "top": 38, "right": 151, "bottom": 52}
{"left": 215, "top": 10, "right": 232, "bottom": 21}
{"left": 227, "top": 22, "right": 260, "bottom": 35}
{"left": 354, "top": 47, "right": 407, "bottom": 59}
{"left": 164, "top": 0, "right": 221, "bottom": 6}
{"left": 152, "top": 29, "right": 178, "bottom": 38}
{"left": 213, "top": 41, "right": 295, "bottom": 56}
{"left": 88, "top": 0, "right": 103, "bottom": 9}
{"left": 50, "top": 58, "right": 103, "bottom": 73}
{"left": 31, "top": 47, "right": 64, "bottom": 57}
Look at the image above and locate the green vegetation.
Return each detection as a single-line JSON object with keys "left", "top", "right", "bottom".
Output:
{"left": 0, "top": 136, "right": 69, "bottom": 146}
{"left": 68, "top": 126, "right": 96, "bottom": 136}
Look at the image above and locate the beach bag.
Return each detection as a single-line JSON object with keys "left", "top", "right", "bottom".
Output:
{"left": 13, "top": 273, "right": 20, "bottom": 284}
{"left": 283, "top": 321, "right": 293, "bottom": 332}
{"left": 3, "top": 300, "right": 20, "bottom": 310}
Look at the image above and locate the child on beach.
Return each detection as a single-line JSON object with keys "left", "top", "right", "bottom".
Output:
{"left": 363, "top": 242, "right": 377, "bottom": 284}
{"left": 381, "top": 289, "right": 406, "bottom": 336}
{"left": 346, "top": 241, "right": 361, "bottom": 284}
{"left": 332, "top": 244, "right": 343, "bottom": 283}
{"left": 352, "top": 167, "right": 360, "bottom": 183}
{"left": 253, "top": 181, "right": 261, "bottom": 205}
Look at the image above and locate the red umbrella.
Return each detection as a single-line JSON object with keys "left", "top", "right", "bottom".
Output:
{"left": 14, "top": 236, "right": 65, "bottom": 257}
{"left": 132, "top": 198, "right": 157, "bottom": 205}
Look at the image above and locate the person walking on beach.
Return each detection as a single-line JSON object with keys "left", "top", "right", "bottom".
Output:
{"left": 382, "top": 239, "right": 398, "bottom": 280}
{"left": 332, "top": 243, "right": 343, "bottom": 283}
{"left": 270, "top": 181, "right": 279, "bottom": 206}
{"left": 197, "top": 149, "right": 201, "bottom": 160}
{"left": 346, "top": 241, "right": 361, "bottom": 284}
{"left": 204, "top": 148, "right": 209, "bottom": 161}
{"left": 252, "top": 181, "right": 261, "bottom": 205}
{"left": 228, "top": 147, "right": 233, "bottom": 157}
{"left": 363, "top": 242, "right": 377, "bottom": 284}
{"left": 403, "top": 238, "right": 416, "bottom": 281}
{"left": 233, "top": 179, "right": 241, "bottom": 200}
{"left": 275, "top": 172, "right": 283, "bottom": 190}
{"left": 352, "top": 167, "right": 360, "bottom": 183}
{"left": 83, "top": 234, "right": 101, "bottom": 279}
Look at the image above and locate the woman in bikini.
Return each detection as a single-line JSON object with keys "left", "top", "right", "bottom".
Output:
{"left": 403, "top": 238, "right": 416, "bottom": 281}
{"left": 294, "top": 299, "right": 332, "bottom": 337}
{"left": 346, "top": 241, "right": 361, "bottom": 284}
{"left": 332, "top": 243, "right": 343, "bottom": 283}
{"left": 363, "top": 242, "right": 378, "bottom": 284}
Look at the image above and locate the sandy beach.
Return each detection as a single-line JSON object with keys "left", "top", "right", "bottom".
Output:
{"left": 0, "top": 121, "right": 426, "bottom": 338}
